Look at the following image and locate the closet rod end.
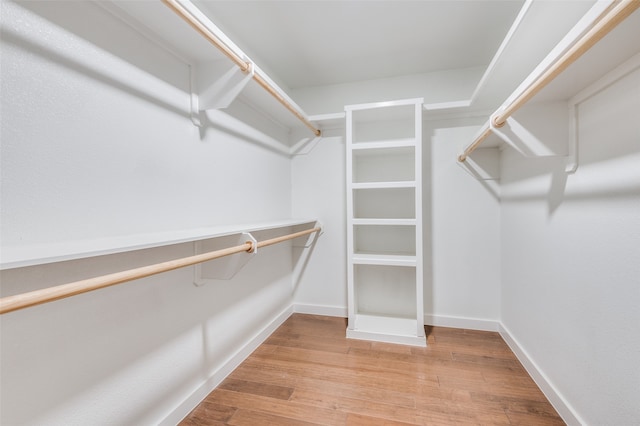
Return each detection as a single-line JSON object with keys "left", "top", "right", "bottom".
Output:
{"left": 492, "top": 115, "right": 506, "bottom": 128}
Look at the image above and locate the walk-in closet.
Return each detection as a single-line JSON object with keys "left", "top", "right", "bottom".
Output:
{"left": 1, "top": 0, "right": 639, "bottom": 424}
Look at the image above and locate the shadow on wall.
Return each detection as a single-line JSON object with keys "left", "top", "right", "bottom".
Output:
{"left": 0, "top": 26, "right": 190, "bottom": 120}
{"left": 548, "top": 164, "right": 568, "bottom": 214}
{"left": 457, "top": 154, "right": 501, "bottom": 202}
{"left": 0, "top": 240, "right": 294, "bottom": 424}
{"left": 292, "top": 231, "right": 321, "bottom": 293}
{"left": 12, "top": 1, "right": 187, "bottom": 90}
{"left": 195, "top": 106, "right": 292, "bottom": 157}
{"left": 5, "top": 1, "right": 294, "bottom": 154}
{"left": 500, "top": 66, "right": 640, "bottom": 211}
{"left": 500, "top": 147, "right": 640, "bottom": 212}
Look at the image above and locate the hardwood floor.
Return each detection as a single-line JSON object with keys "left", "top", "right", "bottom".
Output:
{"left": 180, "top": 314, "right": 564, "bottom": 425}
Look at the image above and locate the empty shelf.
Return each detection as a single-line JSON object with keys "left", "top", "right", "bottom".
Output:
{"left": 347, "top": 314, "right": 426, "bottom": 347}
{"left": 352, "top": 253, "right": 416, "bottom": 267}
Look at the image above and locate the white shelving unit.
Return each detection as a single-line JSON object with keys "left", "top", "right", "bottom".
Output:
{"left": 345, "top": 98, "right": 426, "bottom": 347}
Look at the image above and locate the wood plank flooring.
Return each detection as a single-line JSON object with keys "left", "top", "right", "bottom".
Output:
{"left": 180, "top": 314, "right": 564, "bottom": 425}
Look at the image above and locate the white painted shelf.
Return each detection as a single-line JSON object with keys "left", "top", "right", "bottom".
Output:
{"left": 347, "top": 314, "right": 426, "bottom": 347}
{"left": 352, "top": 254, "right": 417, "bottom": 267}
{"left": 0, "top": 219, "right": 318, "bottom": 270}
{"left": 352, "top": 181, "right": 416, "bottom": 189}
{"left": 351, "top": 139, "right": 416, "bottom": 150}
{"left": 352, "top": 218, "right": 416, "bottom": 226}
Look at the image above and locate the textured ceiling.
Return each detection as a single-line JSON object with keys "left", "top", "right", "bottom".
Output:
{"left": 196, "top": 0, "right": 525, "bottom": 89}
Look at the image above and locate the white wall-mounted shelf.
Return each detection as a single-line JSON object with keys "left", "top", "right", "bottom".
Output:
{"left": 352, "top": 219, "right": 416, "bottom": 226}
{"left": 458, "top": 0, "right": 640, "bottom": 173}
{"left": 351, "top": 140, "right": 416, "bottom": 150}
{"left": 0, "top": 219, "right": 318, "bottom": 270}
{"left": 101, "top": 0, "right": 320, "bottom": 140}
{"left": 352, "top": 181, "right": 416, "bottom": 190}
{"left": 352, "top": 254, "right": 417, "bottom": 267}
{"left": 348, "top": 314, "right": 424, "bottom": 347}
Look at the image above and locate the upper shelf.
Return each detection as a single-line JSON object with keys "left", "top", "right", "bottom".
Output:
{"left": 468, "top": 0, "right": 597, "bottom": 111}
{"left": 99, "top": 0, "right": 225, "bottom": 65}
{"left": 0, "top": 219, "right": 318, "bottom": 270}
{"left": 100, "top": 0, "right": 317, "bottom": 134}
{"left": 530, "top": 6, "right": 640, "bottom": 104}
{"left": 458, "top": 0, "right": 640, "bottom": 163}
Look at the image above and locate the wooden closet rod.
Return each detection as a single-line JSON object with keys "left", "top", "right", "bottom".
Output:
{"left": 0, "top": 227, "right": 321, "bottom": 315}
{"left": 458, "top": 0, "right": 639, "bottom": 163}
{"left": 162, "top": 0, "right": 321, "bottom": 137}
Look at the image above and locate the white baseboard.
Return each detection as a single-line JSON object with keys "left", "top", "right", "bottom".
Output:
{"left": 160, "top": 305, "right": 294, "bottom": 426}
{"left": 426, "top": 316, "right": 584, "bottom": 424}
{"left": 498, "top": 323, "right": 583, "bottom": 426}
{"left": 293, "top": 303, "right": 347, "bottom": 318}
{"left": 424, "top": 314, "right": 499, "bottom": 332}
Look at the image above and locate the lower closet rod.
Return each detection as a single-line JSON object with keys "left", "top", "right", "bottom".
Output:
{"left": 0, "top": 227, "right": 321, "bottom": 315}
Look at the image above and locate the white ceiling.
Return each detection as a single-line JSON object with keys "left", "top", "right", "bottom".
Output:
{"left": 195, "top": 0, "right": 525, "bottom": 90}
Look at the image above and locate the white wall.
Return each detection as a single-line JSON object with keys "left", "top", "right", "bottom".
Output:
{"left": 291, "top": 67, "right": 483, "bottom": 116}
{"left": 290, "top": 115, "right": 502, "bottom": 329}
{"left": 500, "top": 68, "right": 640, "bottom": 425}
{"left": 426, "top": 118, "right": 502, "bottom": 327}
{"left": 291, "top": 127, "right": 347, "bottom": 315}
{"left": 1, "top": 2, "right": 296, "bottom": 424}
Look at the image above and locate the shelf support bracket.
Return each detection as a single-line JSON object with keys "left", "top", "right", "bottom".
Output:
{"left": 196, "top": 58, "right": 254, "bottom": 112}
{"left": 292, "top": 222, "right": 323, "bottom": 248}
{"left": 188, "top": 64, "right": 202, "bottom": 127}
{"left": 566, "top": 103, "right": 579, "bottom": 174}
{"left": 290, "top": 136, "right": 323, "bottom": 156}
{"left": 490, "top": 102, "right": 570, "bottom": 159}
{"left": 193, "top": 232, "right": 257, "bottom": 285}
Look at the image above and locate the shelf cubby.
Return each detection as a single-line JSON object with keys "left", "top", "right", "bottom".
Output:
{"left": 353, "top": 224, "right": 416, "bottom": 257}
{"left": 351, "top": 103, "right": 417, "bottom": 144}
{"left": 353, "top": 187, "right": 415, "bottom": 219}
{"left": 355, "top": 264, "right": 417, "bottom": 318}
{"left": 352, "top": 146, "right": 415, "bottom": 183}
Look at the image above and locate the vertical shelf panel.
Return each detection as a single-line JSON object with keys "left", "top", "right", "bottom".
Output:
{"left": 345, "top": 99, "right": 425, "bottom": 347}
